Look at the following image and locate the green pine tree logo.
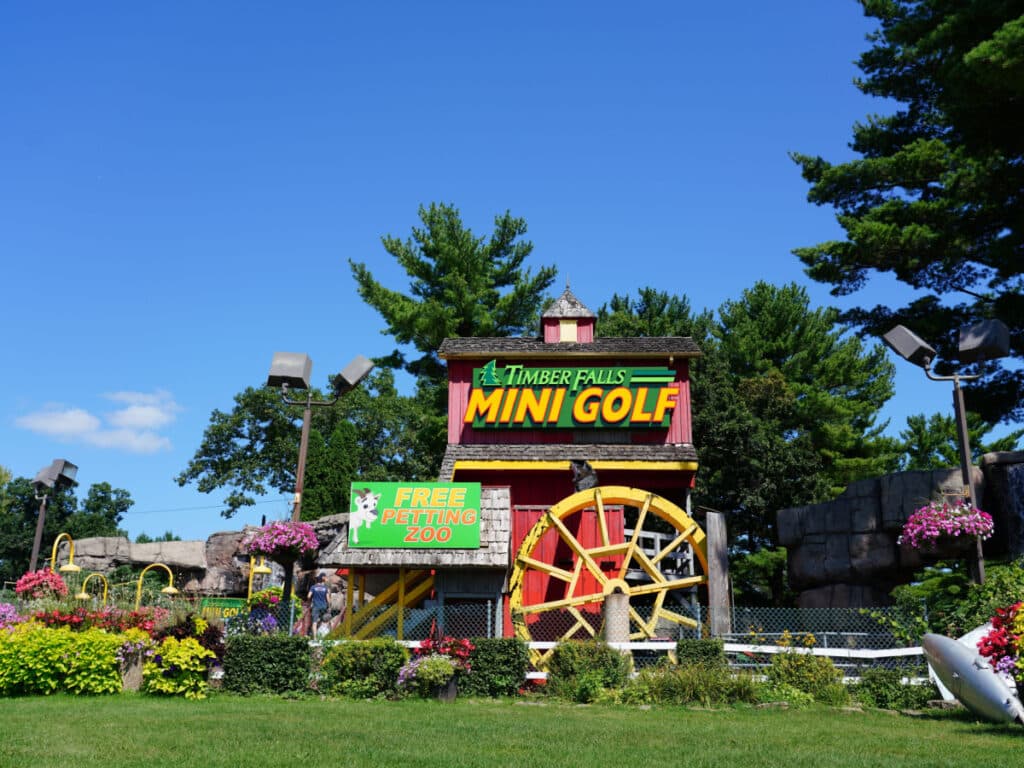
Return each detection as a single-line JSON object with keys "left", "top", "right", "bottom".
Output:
{"left": 480, "top": 359, "right": 502, "bottom": 386}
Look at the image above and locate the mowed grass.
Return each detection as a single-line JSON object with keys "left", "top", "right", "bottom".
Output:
{"left": 1, "top": 695, "right": 1021, "bottom": 768}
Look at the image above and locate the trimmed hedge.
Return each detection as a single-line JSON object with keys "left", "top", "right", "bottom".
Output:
{"left": 223, "top": 634, "right": 311, "bottom": 694}
{"left": 675, "top": 638, "right": 726, "bottom": 668}
{"left": 320, "top": 638, "right": 408, "bottom": 699}
{"left": 460, "top": 638, "right": 530, "bottom": 697}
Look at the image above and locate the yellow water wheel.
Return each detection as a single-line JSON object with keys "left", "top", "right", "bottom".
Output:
{"left": 509, "top": 485, "right": 707, "bottom": 666}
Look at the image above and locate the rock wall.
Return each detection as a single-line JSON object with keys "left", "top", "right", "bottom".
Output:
{"left": 777, "top": 452, "right": 1024, "bottom": 608}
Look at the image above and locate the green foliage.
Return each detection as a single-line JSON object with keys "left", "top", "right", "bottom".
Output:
{"left": 947, "top": 558, "right": 1024, "bottom": 635}
{"left": 134, "top": 531, "right": 181, "bottom": 543}
{"left": 142, "top": 636, "right": 215, "bottom": 700}
{"left": 884, "top": 562, "right": 971, "bottom": 638}
{"left": 599, "top": 283, "right": 896, "bottom": 549}
{"left": 792, "top": 0, "right": 1024, "bottom": 423}
{"left": 350, "top": 202, "right": 557, "bottom": 474}
{"left": 405, "top": 655, "right": 456, "bottom": 697}
{"left": 177, "top": 369, "right": 434, "bottom": 520}
{"left": 460, "top": 637, "right": 530, "bottom": 697}
{"left": 546, "top": 640, "right": 631, "bottom": 700}
{"left": 897, "top": 413, "right": 1022, "bottom": 471}
{"left": 0, "top": 626, "right": 123, "bottom": 696}
{"left": 222, "top": 633, "right": 311, "bottom": 695}
{"left": 729, "top": 548, "right": 794, "bottom": 606}
{"left": 620, "top": 664, "right": 758, "bottom": 707}
{"left": 766, "top": 649, "right": 843, "bottom": 702}
{"left": 675, "top": 638, "right": 726, "bottom": 668}
{"left": 756, "top": 681, "right": 815, "bottom": 708}
{"left": 0, "top": 476, "right": 129, "bottom": 583}
{"left": 852, "top": 669, "right": 937, "bottom": 711}
{"left": 320, "top": 638, "right": 408, "bottom": 699}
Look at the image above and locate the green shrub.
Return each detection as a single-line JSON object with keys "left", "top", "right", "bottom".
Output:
{"left": 320, "top": 638, "right": 408, "bottom": 699}
{"left": 142, "top": 636, "right": 215, "bottom": 700}
{"left": 756, "top": 681, "right": 815, "bottom": 708}
{"left": 222, "top": 633, "right": 311, "bottom": 695}
{"left": 766, "top": 649, "right": 843, "bottom": 702}
{"left": 675, "top": 638, "right": 726, "bottom": 668}
{"left": 622, "top": 664, "right": 757, "bottom": 706}
{"left": 0, "top": 625, "right": 123, "bottom": 696}
{"left": 852, "top": 668, "right": 937, "bottom": 710}
{"left": 547, "top": 640, "right": 631, "bottom": 700}
{"left": 460, "top": 638, "right": 530, "bottom": 697}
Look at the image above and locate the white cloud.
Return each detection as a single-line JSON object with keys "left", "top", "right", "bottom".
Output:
{"left": 15, "top": 391, "right": 181, "bottom": 454}
{"left": 15, "top": 407, "right": 101, "bottom": 436}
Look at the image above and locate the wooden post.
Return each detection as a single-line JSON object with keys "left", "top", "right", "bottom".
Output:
{"left": 706, "top": 511, "right": 731, "bottom": 637}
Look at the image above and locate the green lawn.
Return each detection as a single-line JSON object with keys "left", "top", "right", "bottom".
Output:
{"left": 1, "top": 695, "right": 1020, "bottom": 768}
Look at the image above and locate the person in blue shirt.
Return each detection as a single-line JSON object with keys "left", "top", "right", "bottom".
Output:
{"left": 308, "top": 573, "right": 330, "bottom": 637}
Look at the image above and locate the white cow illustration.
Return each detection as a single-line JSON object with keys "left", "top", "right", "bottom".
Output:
{"left": 351, "top": 488, "right": 380, "bottom": 544}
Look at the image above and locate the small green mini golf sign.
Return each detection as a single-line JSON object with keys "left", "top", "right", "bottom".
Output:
{"left": 349, "top": 482, "right": 482, "bottom": 549}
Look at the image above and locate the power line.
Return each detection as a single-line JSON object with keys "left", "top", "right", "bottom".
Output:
{"left": 124, "top": 498, "right": 289, "bottom": 516}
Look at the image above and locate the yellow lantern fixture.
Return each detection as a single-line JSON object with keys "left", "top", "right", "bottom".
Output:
{"left": 76, "top": 574, "right": 109, "bottom": 606}
{"left": 50, "top": 532, "right": 82, "bottom": 573}
{"left": 135, "top": 563, "right": 179, "bottom": 609}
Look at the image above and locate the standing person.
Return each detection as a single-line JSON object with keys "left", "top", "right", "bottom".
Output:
{"left": 308, "top": 574, "right": 330, "bottom": 638}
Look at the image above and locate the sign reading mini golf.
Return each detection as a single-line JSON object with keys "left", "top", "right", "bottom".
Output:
{"left": 464, "top": 361, "right": 679, "bottom": 428}
{"left": 349, "top": 482, "right": 481, "bottom": 549}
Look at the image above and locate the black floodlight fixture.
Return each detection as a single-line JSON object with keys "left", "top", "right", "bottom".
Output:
{"left": 958, "top": 319, "right": 1010, "bottom": 364}
{"left": 332, "top": 355, "right": 375, "bottom": 396}
{"left": 32, "top": 459, "right": 78, "bottom": 493}
{"left": 266, "top": 352, "right": 313, "bottom": 390}
{"left": 882, "top": 325, "right": 937, "bottom": 369}
{"left": 29, "top": 458, "right": 78, "bottom": 571}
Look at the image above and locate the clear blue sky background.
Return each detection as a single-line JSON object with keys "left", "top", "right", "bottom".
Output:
{"left": 2, "top": 2, "right": 1012, "bottom": 541}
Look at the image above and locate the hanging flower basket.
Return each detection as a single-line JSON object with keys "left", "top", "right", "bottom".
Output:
{"left": 247, "top": 521, "right": 319, "bottom": 564}
{"left": 897, "top": 500, "right": 994, "bottom": 553}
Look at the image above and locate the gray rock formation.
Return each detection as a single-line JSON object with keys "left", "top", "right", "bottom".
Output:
{"left": 778, "top": 454, "right": 1024, "bottom": 608}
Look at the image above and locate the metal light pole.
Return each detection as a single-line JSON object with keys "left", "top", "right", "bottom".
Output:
{"left": 29, "top": 459, "right": 78, "bottom": 572}
{"left": 883, "top": 320, "right": 1011, "bottom": 584}
{"left": 266, "top": 352, "right": 375, "bottom": 522}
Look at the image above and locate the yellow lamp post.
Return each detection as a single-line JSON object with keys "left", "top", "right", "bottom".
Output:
{"left": 50, "top": 532, "right": 82, "bottom": 574}
{"left": 247, "top": 555, "right": 273, "bottom": 600}
{"left": 135, "top": 563, "right": 179, "bottom": 609}
{"left": 76, "top": 574, "right": 109, "bottom": 606}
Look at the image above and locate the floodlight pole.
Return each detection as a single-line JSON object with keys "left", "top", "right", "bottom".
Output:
{"left": 925, "top": 365, "right": 985, "bottom": 584}
{"left": 29, "top": 494, "right": 49, "bottom": 573}
{"left": 280, "top": 384, "right": 338, "bottom": 522}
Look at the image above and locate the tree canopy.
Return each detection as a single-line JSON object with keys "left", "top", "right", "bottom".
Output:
{"left": 599, "top": 283, "right": 897, "bottom": 549}
{"left": 0, "top": 477, "right": 129, "bottom": 583}
{"left": 350, "top": 202, "right": 557, "bottom": 472}
{"left": 792, "top": 0, "right": 1024, "bottom": 422}
{"left": 176, "top": 369, "right": 433, "bottom": 520}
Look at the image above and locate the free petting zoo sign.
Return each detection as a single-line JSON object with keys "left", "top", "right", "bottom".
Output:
{"left": 463, "top": 361, "right": 679, "bottom": 428}
{"left": 348, "top": 482, "right": 482, "bottom": 549}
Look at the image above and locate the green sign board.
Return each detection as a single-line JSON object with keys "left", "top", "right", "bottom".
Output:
{"left": 463, "top": 361, "right": 679, "bottom": 428}
{"left": 199, "top": 598, "right": 247, "bottom": 622}
{"left": 349, "top": 482, "right": 482, "bottom": 549}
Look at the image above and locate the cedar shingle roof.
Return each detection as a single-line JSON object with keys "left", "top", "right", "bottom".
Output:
{"left": 439, "top": 442, "right": 698, "bottom": 480}
{"left": 438, "top": 336, "right": 701, "bottom": 358}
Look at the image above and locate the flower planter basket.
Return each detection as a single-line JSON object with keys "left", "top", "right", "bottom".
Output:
{"left": 434, "top": 677, "right": 458, "bottom": 702}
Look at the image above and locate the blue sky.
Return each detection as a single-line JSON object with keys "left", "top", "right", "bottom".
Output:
{"left": 2, "top": 2, "right": 1011, "bottom": 542}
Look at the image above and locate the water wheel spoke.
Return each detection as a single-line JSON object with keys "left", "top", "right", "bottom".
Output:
{"left": 564, "top": 606, "right": 597, "bottom": 639}
{"left": 632, "top": 549, "right": 667, "bottom": 584}
{"left": 517, "top": 590, "right": 607, "bottom": 614}
{"left": 547, "top": 511, "right": 607, "bottom": 584}
{"left": 518, "top": 555, "right": 574, "bottom": 582}
{"left": 618, "top": 493, "right": 653, "bottom": 579}
{"left": 656, "top": 606, "right": 698, "bottom": 629}
{"left": 628, "top": 605, "right": 655, "bottom": 638}
{"left": 650, "top": 524, "right": 697, "bottom": 566}
{"left": 629, "top": 574, "right": 705, "bottom": 597}
{"left": 594, "top": 488, "right": 610, "bottom": 547}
